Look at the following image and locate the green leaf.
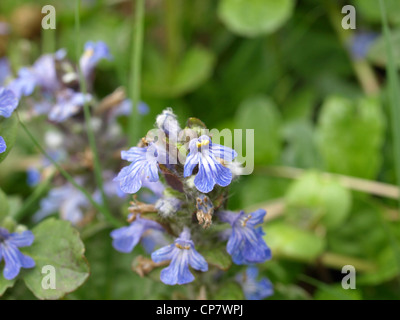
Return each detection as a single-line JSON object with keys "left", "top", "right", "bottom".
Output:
{"left": 314, "top": 284, "right": 362, "bottom": 300}
{"left": 0, "top": 276, "right": 16, "bottom": 297}
{"left": 354, "top": 0, "right": 400, "bottom": 25}
{"left": 285, "top": 172, "right": 352, "bottom": 230}
{"left": 358, "top": 247, "right": 400, "bottom": 285}
{"left": 213, "top": 282, "right": 244, "bottom": 300}
{"left": 367, "top": 30, "right": 400, "bottom": 68}
{"left": 22, "top": 219, "right": 90, "bottom": 300}
{"left": 202, "top": 246, "right": 232, "bottom": 271}
{"left": 143, "top": 46, "right": 215, "bottom": 98}
{"left": 264, "top": 221, "right": 326, "bottom": 262}
{"left": 218, "top": 0, "right": 295, "bottom": 37}
{"left": 0, "top": 114, "right": 19, "bottom": 164}
{"left": 316, "top": 96, "right": 385, "bottom": 179}
{"left": 235, "top": 95, "right": 282, "bottom": 165}
{"left": 70, "top": 230, "right": 179, "bottom": 300}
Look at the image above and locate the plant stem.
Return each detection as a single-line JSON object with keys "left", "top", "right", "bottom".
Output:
{"left": 128, "top": 0, "right": 145, "bottom": 146}
{"left": 379, "top": 0, "right": 400, "bottom": 209}
{"left": 18, "top": 115, "right": 121, "bottom": 227}
{"left": 257, "top": 166, "right": 400, "bottom": 200}
{"left": 75, "top": 0, "right": 113, "bottom": 221}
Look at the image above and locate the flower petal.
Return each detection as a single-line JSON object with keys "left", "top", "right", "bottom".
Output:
{"left": 0, "top": 88, "right": 18, "bottom": 118}
{"left": 151, "top": 244, "right": 175, "bottom": 263}
{"left": 9, "top": 230, "right": 34, "bottom": 247}
{"left": 210, "top": 143, "right": 238, "bottom": 162}
{"left": 0, "top": 136, "right": 6, "bottom": 154}
{"left": 189, "top": 248, "right": 208, "bottom": 272}
{"left": 194, "top": 158, "right": 215, "bottom": 193}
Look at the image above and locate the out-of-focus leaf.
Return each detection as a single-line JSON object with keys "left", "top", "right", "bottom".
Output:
{"left": 264, "top": 221, "right": 326, "bottom": 262}
{"left": 218, "top": 0, "right": 295, "bottom": 37}
{"left": 0, "top": 276, "right": 16, "bottom": 297}
{"left": 314, "top": 284, "right": 362, "bottom": 300}
{"left": 213, "top": 282, "right": 244, "bottom": 300}
{"left": 316, "top": 96, "right": 385, "bottom": 179}
{"left": 202, "top": 246, "right": 232, "bottom": 271}
{"left": 354, "top": 0, "right": 400, "bottom": 25}
{"left": 367, "top": 30, "right": 400, "bottom": 67}
{"left": 273, "top": 283, "right": 310, "bottom": 300}
{"left": 285, "top": 172, "right": 352, "bottom": 230}
{"left": 143, "top": 46, "right": 215, "bottom": 98}
{"left": 0, "top": 114, "right": 18, "bottom": 164}
{"left": 282, "top": 120, "right": 320, "bottom": 168}
{"left": 23, "top": 219, "right": 90, "bottom": 300}
{"left": 235, "top": 95, "right": 282, "bottom": 165}
{"left": 358, "top": 247, "right": 400, "bottom": 285}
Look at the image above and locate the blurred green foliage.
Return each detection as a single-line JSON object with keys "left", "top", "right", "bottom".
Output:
{"left": 1, "top": 0, "right": 400, "bottom": 300}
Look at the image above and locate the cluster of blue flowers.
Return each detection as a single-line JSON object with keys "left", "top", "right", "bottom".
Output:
{"left": 1, "top": 39, "right": 273, "bottom": 299}
{"left": 111, "top": 109, "right": 273, "bottom": 298}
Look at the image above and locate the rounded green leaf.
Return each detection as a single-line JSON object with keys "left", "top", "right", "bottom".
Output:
{"left": 354, "top": 0, "right": 400, "bottom": 25}
{"left": 22, "top": 219, "right": 90, "bottom": 300}
{"left": 285, "top": 172, "right": 352, "bottom": 230}
{"left": 316, "top": 96, "right": 385, "bottom": 179}
{"left": 0, "top": 114, "right": 19, "bottom": 164}
{"left": 218, "top": 0, "right": 295, "bottom": 37}
{"left": 235, "top": 95, "right": 282, "bottom": 165}
{"left": 202, "top": 246, "right": 232, "bottom": 271}
{"left": 264, "top": 221, "right": 326, "bottom": 262}
{"left": 0, "top": 276, "right": 16, "bottom": 297}
{"left": 143, "top": 46, "right": 215, "bottom": 97}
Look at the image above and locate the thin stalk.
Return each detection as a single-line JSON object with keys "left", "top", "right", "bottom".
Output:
{"left": 379, "top": 0, "right": 400, "bottom": 208}
{"left": 74, "top": 0, "right": 112, "bottom": 219}
{"left": 18, "top": 115, "right": 121, "bottom": 227}
{"left": 257, "top": 166, "right": 400, "bottom": 200}
{"left": 128, "top": 0, "right": 145, "bottom": 146}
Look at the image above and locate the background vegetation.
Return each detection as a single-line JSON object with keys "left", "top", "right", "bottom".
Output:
{"left": 1, "top": 0, "right": 400, "bottom": 299}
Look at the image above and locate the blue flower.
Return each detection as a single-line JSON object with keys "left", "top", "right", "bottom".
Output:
{"left": 33, "top": 183, "right": 89, "bottom": 225}
{"left": 350, "top": 32, "right": 378, "bottom": 60}
{"left": 111, "top": 99, "right": 150, "bottom": 119}
{"left": 0, "top": 136, "right": 6, "bottom": 154}
{"left": 32, "top": 53, "right": 61, "bottom": 92}
{"left": 114, "top": 145, "right": 161, "bottom": 194}
{"left": 0, "top": 227, "right": 35, "bottom": 280}
{"left": 156, "top": 108, "right": 181, "bottom": 139}
{"left": 7, "top": 67, "right": 36, "bottom": 99}
{"left": 0, "top": 58, "right": 11, "bottom": 86}
{"left": 219, "top": 209, "right": 271, "bottom": 265}
{"left": 110, "top": 214, "right": 164, "bottom": 253}
{"left": 80, "top": 41, "right": 112, "bottom": 79}
{"left": 141, "top": 229, "right": 169, "bottom": 254}
{"left": 184, "top": 135, "right": 237, "bottom": 193}
{"left": 151, "top": 227, "right": 208, "bottom": 285}
{"left": 0, "top": 87, "right": 18, "bottom": 118}
{"left": 27, "top": 167, "right": 41, "bottom": 187}
{"left": 48, "top": 89, "right": 92, "bottom": 122}
{"left": 236, "top": 267, "right": 273, "bottom": 300}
